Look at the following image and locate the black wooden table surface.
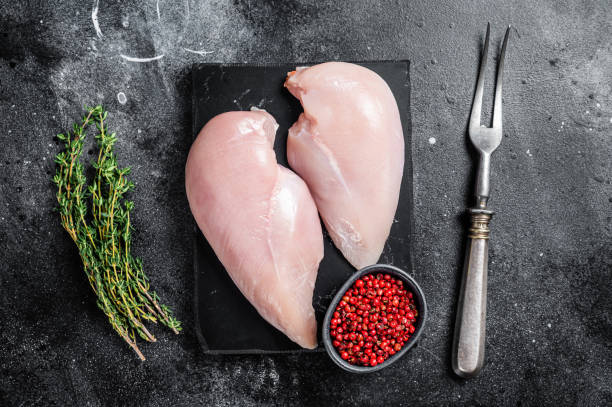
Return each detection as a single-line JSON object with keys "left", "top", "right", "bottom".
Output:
{"left": 1, "top": 1, "right": 610, "bottom": 405}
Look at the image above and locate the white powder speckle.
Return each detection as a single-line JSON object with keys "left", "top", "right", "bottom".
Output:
{"left": 183, "top": 48, "right": 214, "bottom": 56}
{"left": 137, "top": 129, "right": 142, "bottom": 134}
{"left": 269, "top": 368, "right": 279, "bottom": 388}
{"left": 561, "top": 121, "right": 565, "bottom": 125}
{"left": 610, "top": 118, "right": 612, "bottom": 123}
{"left": 589, "top": 128, "right": 593, "bottom": 131}
{"left": 428, "top": 137, "right": 436, "bottom": 145}
{"left": 596, "top": 103, "right": 600, "bottom": 108}
{"left": 586, "top": 110, "right": 590, "bottom": 114}
{"left": 539, "top": 252, "right": 544, "bottom": 257}
{"left": 122, "top": 15, "right": 129, "bottom": 28}
{"left": 526, "top": 149, "right": 533, "bottom": 157}
{"left": 547, "top": 323, "right": 552, "bottom": 328}
{"left": 92, "top": 0, "right": 103, "bottom": 38}
{"left": 532, "top": 339, "right": 536, "bottom": 343}
{"left": 120, "top": 54, "right": 164, "bottom": 63}
{"left": 117, "top": 92, "right": 127, "bottom": 104}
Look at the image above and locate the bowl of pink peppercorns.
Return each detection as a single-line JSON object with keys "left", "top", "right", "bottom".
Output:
{"left": 322, "top": 264, "right": 427, "bottom": 373}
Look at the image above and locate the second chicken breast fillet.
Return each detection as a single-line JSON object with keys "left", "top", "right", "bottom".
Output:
{"left": 285, "top": 62, "right": 405, "bottom": 269}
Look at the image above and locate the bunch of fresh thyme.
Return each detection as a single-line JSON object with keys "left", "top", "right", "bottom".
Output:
{"left": 53, "top": 105, "right": 180, "bottom": 360}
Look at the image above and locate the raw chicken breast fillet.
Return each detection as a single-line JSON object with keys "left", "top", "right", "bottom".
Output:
{"left": 285, "top": 62, "right": 405, "bottom": 269}
{"left": 185, "top": 110, "right": 323, "bottom": 349}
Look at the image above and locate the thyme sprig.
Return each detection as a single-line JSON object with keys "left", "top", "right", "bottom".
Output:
{"left": 53, "top": 106, "right": 181, "bottom": 360}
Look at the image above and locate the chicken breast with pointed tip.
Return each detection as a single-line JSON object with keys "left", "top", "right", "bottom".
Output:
{"left": 185, "top": 110, "right": 323, "bottom": 349}
{"left": 285, "top": 62, "right": 404, "bottom": 269}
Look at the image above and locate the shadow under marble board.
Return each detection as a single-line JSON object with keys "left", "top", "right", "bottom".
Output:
{"left": 192, "top": 61, "right": 413, "bottom": 354}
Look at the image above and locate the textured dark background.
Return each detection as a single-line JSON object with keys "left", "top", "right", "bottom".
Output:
{"left": 1, "top": 0, "right": 610, "bottom": 406}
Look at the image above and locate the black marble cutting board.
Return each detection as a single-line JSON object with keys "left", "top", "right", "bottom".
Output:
{"left": 192, "top": 61, "right": 413, "bottom": 353}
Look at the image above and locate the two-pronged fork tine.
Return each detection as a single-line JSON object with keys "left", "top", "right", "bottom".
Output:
{"left": 469, "top": 23, "right": 511, "bottom": 209}
{"left": 452, "top": 24, "right": 511, "bottom": 379}
{"left": 469, "top": 23, "right": 490, "bottom": 132}
{"left": 493, "top": 26, "right": 511, "bottom": 130}
{"left": 471, "top": 23, "right": 511, "bottom": 132}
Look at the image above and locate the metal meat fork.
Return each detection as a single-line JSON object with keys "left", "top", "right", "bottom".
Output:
{"left": 452, "top": 23, "right": 511, "bottom": 378}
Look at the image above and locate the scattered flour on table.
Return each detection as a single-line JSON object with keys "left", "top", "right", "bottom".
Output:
{"left": 91, "top": 0, "right": 103, "bottom": 38}
{"left": 183, "top": 48, "right": 215, "bottom": 56}
{"left": 117, "top": 92, "right": 127, "bottom": 104}
{"left": 119, "top": 54, "right": 165, "bottom": 63}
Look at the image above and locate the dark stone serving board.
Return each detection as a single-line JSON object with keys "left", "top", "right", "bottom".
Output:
{"left": 192, "top": 61, "right": 413, "bottom": 353}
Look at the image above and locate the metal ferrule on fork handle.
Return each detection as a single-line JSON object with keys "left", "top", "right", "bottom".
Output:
{"left": 468, "top": 208, "right": 493, "bottom": 239}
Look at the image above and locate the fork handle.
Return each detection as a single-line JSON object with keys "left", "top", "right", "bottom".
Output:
{"left": 452, "top": 208, "right": 493, "bottom": 378}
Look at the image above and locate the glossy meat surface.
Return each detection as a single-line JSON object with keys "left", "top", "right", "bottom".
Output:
{"left": 285, "top": 62, "right": 405, "bottom": 269}
{"left": 185, "top": 110, "right": 323, "bottom": 348}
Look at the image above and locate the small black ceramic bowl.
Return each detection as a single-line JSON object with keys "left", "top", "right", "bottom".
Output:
{"left": 322, "top": 264, "right": 427, "bottom": 373}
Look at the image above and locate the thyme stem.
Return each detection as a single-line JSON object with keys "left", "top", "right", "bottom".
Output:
{"left": 53, "top": 106, "right": 181, "bottom": 361}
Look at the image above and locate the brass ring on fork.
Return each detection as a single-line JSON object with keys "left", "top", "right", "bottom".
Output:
{"left": 468, "top": 213, "right": 492, "bottom": 239}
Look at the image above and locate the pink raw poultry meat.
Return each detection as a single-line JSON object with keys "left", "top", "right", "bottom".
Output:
{"left": 285, "top": 62, "right": 405, "bottom": 269}
{"left": 185, "top": 110, "right": 323, "bottom": 349}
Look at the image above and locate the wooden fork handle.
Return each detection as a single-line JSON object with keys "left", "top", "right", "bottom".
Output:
{"left": 452, "top": 208, "right": 493, "bottom": 378}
